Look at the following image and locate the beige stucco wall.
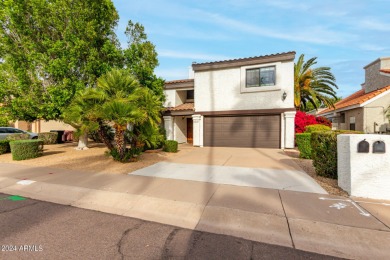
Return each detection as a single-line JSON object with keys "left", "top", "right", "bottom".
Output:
{"left": 364, "top": 58, "right": 390, "bottom": 93}
{"left": 343, "top": 108, "right": 364, "bottom": 132}
{"left": 363, "top": 93, "right": 390, "bottom": 133}
{"left": 14, "top": 121, "right": 31, "bottom": 131}
{"left": 174, "top": 116, "right": 187, "bottom": 143}
{"left": 194, "top": 60, "right": 294, "bottom": 112}
{"left": 37, "top": 120, "right": 75, "bottom": 133}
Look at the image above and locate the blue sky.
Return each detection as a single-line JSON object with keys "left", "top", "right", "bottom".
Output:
{"left": 113, "top": 0, "right": 390, "bottom": 98}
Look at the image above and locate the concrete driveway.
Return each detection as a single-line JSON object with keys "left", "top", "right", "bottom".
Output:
{"left": 131, "top": 146, "right": 327, "bottom": 194}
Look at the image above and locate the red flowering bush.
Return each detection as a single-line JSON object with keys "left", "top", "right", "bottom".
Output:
{"left": 295, "top": 111, "right": 317, "bottom": 133}
{"left": 315, "top": 116, "right": 332, "bottom": 127}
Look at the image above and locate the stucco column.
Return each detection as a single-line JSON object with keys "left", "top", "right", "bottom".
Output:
{"left": 192, "top": 114, "right": 203, "bottom": 147}
{"left": 284, "top": 111, "right": 296, "bottom": 149}
{"left": 163, "top": 116, "right": 174, "bottom": 140}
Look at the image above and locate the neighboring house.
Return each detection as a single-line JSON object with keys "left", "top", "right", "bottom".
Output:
{"left": 14, "top": 120, "right": 74, "bottom": 133}
{"left": 163, "top": 51, "right": 297, "bottom": 148}
{"left": 318, "top": 57, "right": 390, "bottom": 133}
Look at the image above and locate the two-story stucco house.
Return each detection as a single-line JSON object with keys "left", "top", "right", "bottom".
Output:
{"left": 163, "top": 51, "right": 297, "bottom": 149}
{"left": 318, "top": 57, "right": 390, "bottom": 133}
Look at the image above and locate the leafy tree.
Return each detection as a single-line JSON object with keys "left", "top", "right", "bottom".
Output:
{"left": 123, "top": 20, "right": 165, "bottom": 101}
{"left": 0, "top": 0, "right": 122, "bottom": 121}
{"left": 294, "top": 54, "right": 338, "bottom": 111}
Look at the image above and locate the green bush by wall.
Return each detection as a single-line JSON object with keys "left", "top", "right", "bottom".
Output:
{"left": 0, "top": 140, "right": 10, "bottom": 155}
{"left": 10, "top": 139, "right": 44, "bottom": 161}
{"left": 311, "top": 130, "right": 363, "bottom": 179}
{"left": 304, "top": 124, "right": 331, "bottom": 133}
{"left": 295, "top": 133, "right": 312, "bottom": 159}
{"left": 163, "top": 140, "right": 178, "bottom": 153}
{"left": 38, "top": 132, "right": 58, "bottom": 144}
{"left": 6, "top": 133, "right": 30, "bottom": 141}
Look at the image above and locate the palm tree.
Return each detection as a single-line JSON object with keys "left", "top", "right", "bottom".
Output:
{"left": 63, "top": 88, "right": 103, "bottom": 150}
{"left": 294, "top": 54, "right": 338, "bottom": 110}
{"left": 97, "top": 69, "right": 162, "bottom": 161}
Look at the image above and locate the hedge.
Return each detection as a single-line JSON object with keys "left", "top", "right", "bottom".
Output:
{"left": 0, "top": 140, "right": 10, "bottom": 155}
{"left": 38, "top": 132, "right": 58, "bottom": 144}
{"left": 305, "top": 124, "right": 331, "bottom": 133}
{"left": 6, "top": 133, "right": 30, "bottom": 141}
{"left": 295, "top": 133, "right": 312, "bottom": 159}
{"left": 311, "top": 130, "right": 363, "bottom": 179}
{"left": 163, "top": 140, "right": 178, "bottom": 153}
{"left": 10, "top": 139, "right": 44, "bottom": 161}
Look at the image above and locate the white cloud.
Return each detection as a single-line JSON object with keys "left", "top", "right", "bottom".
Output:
{"left": 359, "top": 44, "right": 388, "bottom": 52}
{"left": 358, "top": 19, "right": 390, "bottom": 31}
{"left": 155, "top": 68, "right": 188, "bottom": 80}
{"left": 158, "top": 49, "right": 232, "bottom": 61}
{"left": 200, "top": 11, "right": 356, "bottom": 45}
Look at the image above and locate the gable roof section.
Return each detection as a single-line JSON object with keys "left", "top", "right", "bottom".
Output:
{"left": 380, "top": 69, "right": 390, "bottom": 74}
{"left": 164, "top": 79, "right": 194, "bottom": 90}
{"left": 319, "top": 85, "right": 390, "bottom": 115}
{"left": 192, "top": 51, "right": 296, "bottom": 72}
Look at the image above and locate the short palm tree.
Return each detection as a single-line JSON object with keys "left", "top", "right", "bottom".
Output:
{"left": 294, "top": 54, "right": 338, "bottom": 110}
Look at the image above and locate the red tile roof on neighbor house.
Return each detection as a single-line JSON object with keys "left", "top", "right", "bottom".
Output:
{"left": 165, "top": 103, "right": 194, "bottom": 111}
{"left": 380, "top": 69, "right": 390, "bottom": 74}
{"left": 318, "top": 85, "right": 390, "bottom": 115}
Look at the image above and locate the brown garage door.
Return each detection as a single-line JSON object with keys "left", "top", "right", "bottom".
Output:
{"left": 203, "top": 115, "right": 280, "bottom": 148}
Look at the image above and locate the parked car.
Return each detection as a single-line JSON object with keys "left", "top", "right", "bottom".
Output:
{"left": 0, "top": 127, "right": 38, "bottom": 140}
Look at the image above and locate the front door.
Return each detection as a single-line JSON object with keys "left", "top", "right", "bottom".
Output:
{"left": 187, "top": 118, "right": 193, "bottom": 144}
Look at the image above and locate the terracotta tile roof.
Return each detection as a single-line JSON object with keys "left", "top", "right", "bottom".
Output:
{"left": 166, "top": 103, "right": 194, "bottom": 111}
{"left": 380, "top": 69, "right": 390, "bottom": 74}
{"left": 192, "top": 51, "right": 296, "bottom": 66}
{"left": 165, "top": 79, "right": 194, "bottom": 84}
{"left": 319, "top": 85, "right": 390, "bottom": 115}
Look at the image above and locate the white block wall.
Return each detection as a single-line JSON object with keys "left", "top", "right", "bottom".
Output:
{"left": 338, "top": 134, "right": 390, "bottom": 200}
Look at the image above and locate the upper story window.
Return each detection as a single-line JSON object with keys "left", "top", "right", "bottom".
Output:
{"left": 246, "top": 66, "right": 275, "bottom": 88}
{"left": 186, "top": 90, "right": 194, "bottom": 100}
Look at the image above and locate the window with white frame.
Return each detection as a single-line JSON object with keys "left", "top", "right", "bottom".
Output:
{"left": 246, "top": 66, "right": 275, "bottom": 87}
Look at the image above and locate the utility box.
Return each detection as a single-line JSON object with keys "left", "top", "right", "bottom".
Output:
{"left": 338, "top": 134, "right": 390, "bottom": 200}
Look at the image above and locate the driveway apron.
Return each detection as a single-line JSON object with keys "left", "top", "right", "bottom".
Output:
{"left": 131, "top": 147, "right": 327, "bottom": 194}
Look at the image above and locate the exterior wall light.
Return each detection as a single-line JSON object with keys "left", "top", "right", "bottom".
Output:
{"left": 282, "top": 91, "right": 287, "bottom": 101}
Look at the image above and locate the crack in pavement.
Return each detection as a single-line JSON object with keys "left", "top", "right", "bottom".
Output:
{"left": 0, "top": 201, "right": 40, "bottom": 215}
{"left": 116, "top": 222, "right": 144, "bottom": 260}
{"left": 161, "top": 228, "right": 180, "bottom": 259}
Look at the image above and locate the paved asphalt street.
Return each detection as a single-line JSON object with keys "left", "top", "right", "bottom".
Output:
{"left": 0, "top": 193, "right": 342, "bottom": 260}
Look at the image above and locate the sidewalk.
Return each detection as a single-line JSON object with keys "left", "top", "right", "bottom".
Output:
{"left": 0, "top": 162, "right": 389, "bottom": 259}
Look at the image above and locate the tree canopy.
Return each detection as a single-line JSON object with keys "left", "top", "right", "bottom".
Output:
{"left": 0, "top": 1, "right": 164, "bottom": 122}
{"left": 294, "top": 54, "right": 338, "bottom": 111}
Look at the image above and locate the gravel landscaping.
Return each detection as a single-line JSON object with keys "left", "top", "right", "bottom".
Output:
{"left": 0, "top": 142, "right": 191, "bottom": 175}
{"left": 284, "top": 149, "right": 348, "bottom": 197}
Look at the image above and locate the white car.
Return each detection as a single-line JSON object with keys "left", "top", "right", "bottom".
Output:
{"left": 0, "top": 127, "right": 38, "bottom": 140}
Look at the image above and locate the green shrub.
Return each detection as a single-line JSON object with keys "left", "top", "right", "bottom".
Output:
{"left": 10, "top": 139, "right": 44, "bottom": 161}
{"left": 6, "top": 133, "right": 30, "bottom": 141}
{"left": 296, "top": 133, "right": 312, "bottom": 159}
{"left": 38, "top": 132, "right": 58, "bottom": 144}
{"left": 311, "top": 130, "right": 363, "bottom": 179}
{"left": 305, "top": 124, "right": 331, "bottom": 133}
{"left": 0, "top": 140, "right": 11, "bottom": 155}
{"left": 163, "top": 140, "right": 178, "bottom": 153}
{"left": 106, "top": 147, "right": 142, "bottom": 163}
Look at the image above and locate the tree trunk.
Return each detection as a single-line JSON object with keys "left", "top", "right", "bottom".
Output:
{"left": 98, "top": 121, "right": 114, "bottom": 151}
{"left": 75, "top": 133, "right": 89, "bottom": 150}
{"left": 114, "top": 127, "right": 126, "bottom": 161}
